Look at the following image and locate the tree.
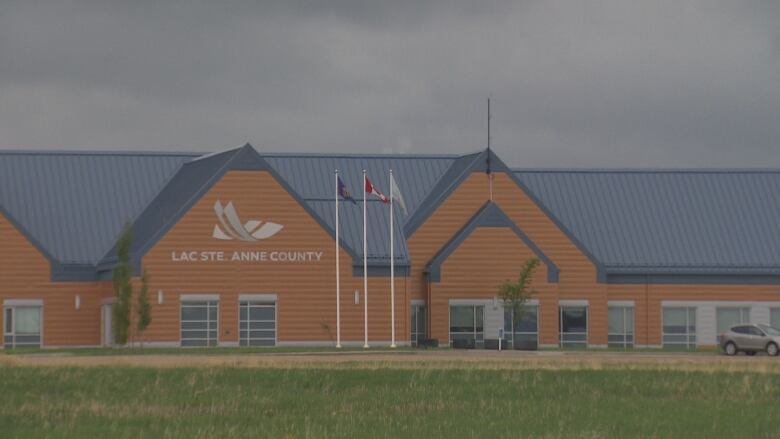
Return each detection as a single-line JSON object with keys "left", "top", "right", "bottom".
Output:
{"left": 498, "top": 258, "right": 540, "bottom": 347}
{"left": 136, "top": 269, "right": 151, "bottom": 348}
{"left": 112, "top": 224, "right": 133, "bottom": 346}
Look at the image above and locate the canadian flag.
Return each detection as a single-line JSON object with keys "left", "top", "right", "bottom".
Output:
{"left": 365, "top": 176, "right": 389, "bottom": 203}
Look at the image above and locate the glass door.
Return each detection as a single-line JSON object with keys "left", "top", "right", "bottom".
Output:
{"left": 449, "top": 305, "right": 484, "bottom": 348}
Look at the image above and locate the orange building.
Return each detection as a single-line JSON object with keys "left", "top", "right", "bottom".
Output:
{"left": 2, "top": 144, "right": 780, "bottom": 351}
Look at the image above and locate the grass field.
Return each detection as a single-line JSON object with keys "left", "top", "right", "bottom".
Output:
{"left": 1, "top": 363, "right": 780, "bottom": 438}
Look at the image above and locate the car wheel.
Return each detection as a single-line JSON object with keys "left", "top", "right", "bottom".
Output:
{"left": 724, "top": 342, "right": 738, "bottom": 356}
{"left": 767, "top": 342, "right": 779, "bottom": 357}
{"left": 746, "top": 351, "right": 757, "bottom": 356}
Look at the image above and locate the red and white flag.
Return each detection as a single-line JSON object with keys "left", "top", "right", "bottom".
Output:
{"left": 365, "top": 176, "right": 389, "bottom": 203}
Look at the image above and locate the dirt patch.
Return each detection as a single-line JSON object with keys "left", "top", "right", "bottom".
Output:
{"left": 2, "top": 350, "right": 779, "bottom": 373}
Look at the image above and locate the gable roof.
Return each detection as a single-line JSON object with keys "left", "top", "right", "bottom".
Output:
{"left": 98, "top": 145, "right": 253, "bottom": 269}
{"left": 264, "top": 153, "right": 456, "bottom": 265}
{"left": 3, "top": 145, "right": 780, "bottom": 283}
{"left": 0, "top": 150, "right": 195, "bottom": 265}
{"left": 515, "top": 169, "right": 780, "bottom": 278}
{"left": 426, "top": 201, "right": 559, "bottom": 283}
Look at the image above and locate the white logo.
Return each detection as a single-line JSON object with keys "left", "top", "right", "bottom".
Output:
{"left": 212, "top": 200, "right": 283, "bottom": 242}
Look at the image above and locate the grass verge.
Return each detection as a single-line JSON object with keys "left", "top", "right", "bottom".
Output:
{"left": 1, "top": 365, "right": 779, "bottom": 438}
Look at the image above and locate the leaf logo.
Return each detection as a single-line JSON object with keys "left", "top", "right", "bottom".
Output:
{"left": 212, "top": 200, "right": 283, "bottom": 242}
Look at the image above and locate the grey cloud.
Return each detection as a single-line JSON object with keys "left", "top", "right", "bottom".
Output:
{"left": 0, "top": 0, "right": 779, "bottom": 167}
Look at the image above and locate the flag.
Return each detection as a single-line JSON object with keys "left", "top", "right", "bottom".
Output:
{"left": 389, "top": 172, "right": 408, "bottom": 216}
{"left": 365, "top": 176, "right": 389, "bottom": 203}
{"left": 337, "top": 177, "right": 357, "bottom": 204}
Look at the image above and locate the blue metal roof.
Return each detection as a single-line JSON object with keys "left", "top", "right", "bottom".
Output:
{"left": 264, "top": 153, "right": 455, "bottom": 218}
{"left": 0, "top": 150, "right": 195, "bottom": 264}
{"left": 264, "top": 153, "right": 456, "bottom": 265}
{"left": 103, "top": 146, "right": 248, "bottom": 268}
{"left": 4, "top": 146, "right": 780, "bottom": 281}
{"left": 515, "top": 169, "right": 780, "bottom": 274}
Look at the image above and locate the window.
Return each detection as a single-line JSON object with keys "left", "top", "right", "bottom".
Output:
{"left": 771, "top": 308, "right": 780, "bottom": 329}
{"left": 449, "top": 305, "right": 484, "bottom": 347}
{"left": 732, "top": 326, "right": 750, "bottom": 335}
{"left": 4, "top": 308, "right": 11, "bottom": 334}
{"left": 410, "top": 304, "right": 426, "bottom": 347}
{"left": 560, "top": 306, "right": 588, "bottom": 347}
{"left": 503, "top": 305, "right": 538, "bottom": 349}
{"left": 608, "top": 306, "right": 634, "bottom": 349}
{"left": 662, "top": 307, "right": 696, "bottom": 349}
{"left": 180, "top": 300, "right": 218, "bottom": 347}
{"left": 716, "top": 307, "right": 750, "bottom": 340}
{"left": 239, "top": 301, "right": 276, "bottom": 347}
{"left": 3, "top": 306, "right": 42, "bottom": 349}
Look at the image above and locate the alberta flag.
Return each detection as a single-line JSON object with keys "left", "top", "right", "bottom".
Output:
{"left": 365, "top": 176, "right": 389, "bottom": 203}
{"left": 337, "top": 177, "right": 357, "bottom": 204}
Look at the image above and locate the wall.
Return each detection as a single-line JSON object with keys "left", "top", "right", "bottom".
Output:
{"left": 0, "top": 213, "right": 107, "bottom": 347}
{"left": 140, "top": 170, "right": 406, "bottom": 346}
{"left": 409, "top": 171, "right": 601, "bottom": 345}
{"left": 429, "top": 227, "right": 556, "bottom": 342}
{"left": 608, "top": 283, "right": 780, "bottom": 346}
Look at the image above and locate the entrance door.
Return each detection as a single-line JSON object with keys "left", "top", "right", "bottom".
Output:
{"left": 102, "top": 304, "right": 114, "bottom": 347}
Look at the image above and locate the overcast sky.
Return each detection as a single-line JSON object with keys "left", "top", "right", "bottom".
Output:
{"left": 1, "top": 1, "right": 779, "bottom": 167}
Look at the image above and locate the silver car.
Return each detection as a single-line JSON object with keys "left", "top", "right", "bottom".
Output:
{"left": 720, "top": 324, "right": 780, "bottom": 356}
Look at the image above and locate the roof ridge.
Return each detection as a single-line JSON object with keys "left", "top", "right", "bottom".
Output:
{"left": 261, "top": 152, "right": 462, "bottom": 159}
{"left": 0, "top": 149, "right": 201, "bottom": 157}
{"left": 96, "top": 148, "right": 245, "bottom": 265}
{"left": 514, "top": 168, "right": 780, "bottom": 174}
{"left": 188, "top": 143, "right": 248, "bottom": 163}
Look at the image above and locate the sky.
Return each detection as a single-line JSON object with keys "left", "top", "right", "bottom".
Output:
{"left": 1, "top": 0, "right": 779, "bottom": 167}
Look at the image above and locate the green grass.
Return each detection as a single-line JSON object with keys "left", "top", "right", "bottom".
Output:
{"left": 0, "top": 346, "right": 417, "bottom": 356}
{"left": 1, "top": 365, "right": 779, "bottom": 438}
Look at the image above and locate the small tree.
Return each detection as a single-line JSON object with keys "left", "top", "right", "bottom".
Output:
{"left": 112, "top": 224, "right": 133, "bottom": 346}
{"left": 136, "top": 269, "right": 151, "bottom": 348}
{"left": 498, "top": 258, "right": 540, "bottom": 346}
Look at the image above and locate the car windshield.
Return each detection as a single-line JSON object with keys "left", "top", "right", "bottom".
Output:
{"left": 758, "top": 325, "right": 780, "bottom": 336}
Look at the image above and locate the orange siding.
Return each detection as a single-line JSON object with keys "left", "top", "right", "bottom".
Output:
{"left": 141, "top": 170, "right": 406, "bottom": 345}
{"left": 407, "top": 173, "right": 493, "bottom": 300}
{"left": 4, "top": 166, "right": 780, "bottom": 348}
{"left": 0, "top": 212, "right": 107, "bottom": 347}
{"left": 492, "top": 172, "right": 608, "bottom": 344}
{"left": 409, "top": 171, "right": 603, "bottom": 345}
{"left": 430, "top": 227, "right": 557, "bottom": 342}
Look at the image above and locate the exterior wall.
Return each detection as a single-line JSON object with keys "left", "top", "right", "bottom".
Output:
{"left": 4, "top": 166, "right": 780, "bottom": 349}
{"left": 0, "top": 213, "right": 108, "bottom": 347}
{"left": 407, "top": 173, "right": 493, "bottom": 301}
{"left": 429, "top": 227, "right": 557, "bottom": 343}
{"left": 492, "top": 172, "right": 606, "bottom": 346}
{"left": 410, "top": 171, "right": 603, "bottom": 346}
{"left": 608, "top": 283, "right": 780, "bottom": 347}
{"left": 140, "top": 170, "right": 406, "bottom": 346}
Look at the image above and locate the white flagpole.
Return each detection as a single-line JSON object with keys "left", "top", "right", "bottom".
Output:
{"left": 335, "top": 169, "right": 342, "bottom": 349}
{"left": 390, "top": 169, "right": 396, "bottom": 348}
{"left": 363, "top": 169, "right": 369, "bottom": 348}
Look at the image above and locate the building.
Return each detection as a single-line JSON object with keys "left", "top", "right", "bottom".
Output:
{"left": 2, "top": 144, "right": 780, "bottom": 350}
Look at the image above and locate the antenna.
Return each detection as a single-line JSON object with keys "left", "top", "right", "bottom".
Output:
{"left": 487, "top": 97, "right": 491, "bottom": 154}
{"left": 487, "top": 96, "right": 493, "bottom": 201}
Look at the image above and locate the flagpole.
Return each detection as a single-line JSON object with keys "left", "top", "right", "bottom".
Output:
{"left": 363, "top": 169, "right": 369, "bottom": 349}
{"left": 335, "top": 169, "right": 342, "bottom": 349}
{"left": 390, "top": 169, "right": 396, "bottom": 348}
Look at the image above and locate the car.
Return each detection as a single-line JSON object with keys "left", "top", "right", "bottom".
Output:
{"left": 719, "top": 324, "right": 780, "bottom": 356}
